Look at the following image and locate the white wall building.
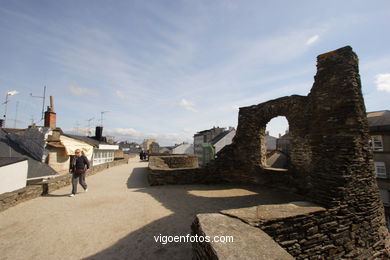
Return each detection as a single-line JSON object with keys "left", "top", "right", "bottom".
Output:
{"left": 0, "top": 158, "right": 28, "bottom": 194}
{"left": 172, "top": 143, "right": 194, "bottom": 154}
{"left": 213, "top": 129, "right": 236, "bottom": 154}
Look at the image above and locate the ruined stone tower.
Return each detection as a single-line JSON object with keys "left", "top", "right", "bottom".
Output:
{"left": 209, "top": 46, "right": 390, "bottom": 258}
{"left": 148, "top": 46, "right": 390, "bottom": 258}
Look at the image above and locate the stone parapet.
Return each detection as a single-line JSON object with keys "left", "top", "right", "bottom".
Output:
{"left": 192, "top": 213, "right": 294, "bottom": 260}
{"left": 0, "top": 185, "right": 42, "bottom": 213}
{"left": 193, "top": 202, "right": 389, "bottom": 259}
{"left": 149, "top": 154, "right": 199, "bottom": 169}
{"left": 148, "top": 155, "right": 203, "bottom": 185}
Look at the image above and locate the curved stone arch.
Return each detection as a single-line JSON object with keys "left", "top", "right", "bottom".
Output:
{"left": 232, "top": 95, "right": 309, "bottom": 174}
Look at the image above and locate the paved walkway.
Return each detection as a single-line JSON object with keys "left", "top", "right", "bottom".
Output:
{"left": 0, "top": 157, "right": 301, "bottom": 260}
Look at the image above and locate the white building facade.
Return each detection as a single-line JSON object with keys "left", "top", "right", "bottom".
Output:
{"left": 0, "top": 158, "right": 28, "bottom": 194}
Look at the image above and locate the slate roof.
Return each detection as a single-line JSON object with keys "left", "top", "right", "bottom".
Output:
{"left": 367, "top": 110, "right": 390, "bottom": 126}
{"left": 0, "top": 157, "right": 27, "bottom": 167}
{"left": 0, "top": 129, "right": 58, "bottom": 179}
{"left": 63, "top": 134, "right": 110, "bottom": 147}
{"left": 367, "top": 110, "right": 390, "bottom": 132}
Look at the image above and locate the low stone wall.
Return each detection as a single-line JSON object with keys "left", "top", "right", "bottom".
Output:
{"left": 148, "top": 155, "right": 204, "bottom": 185}
{"left": 193, "top": 202, "right": 389, "bottom": 259}
{"left": 148, "top": 168, "right": 209, "bottom": 186}
{"left": 149, "top": 154, "right": 199, "bottom": 169}
{"left": 192, "top": 213, "right": 294, "bottom": 260}
{"left": 256, "top": 209, "right": 388, "bottom": 259}
{"left": 0, "top": 185, "right": 43, "bottom": 213}
{"left": 0, "top": 155, "right": 131, "bottom": 212}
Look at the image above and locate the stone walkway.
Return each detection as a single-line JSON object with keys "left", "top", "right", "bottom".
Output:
{"left": 0, "top": 157, "right": 301, "bottom": 260}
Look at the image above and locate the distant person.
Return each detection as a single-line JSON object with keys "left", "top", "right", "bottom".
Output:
{"left": 69, "top": 149, "right": 90, "bottom": 197}
{"left": 140, "top": 150, "right": 144, "bottom": 161}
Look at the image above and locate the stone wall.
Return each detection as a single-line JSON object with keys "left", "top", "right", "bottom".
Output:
{"left": 205, "top": 47, "right": 390, "bottom": 258}
{"left": 148, "top": 155, "right": 202, "bottom": 185}
{"left": 149, "top": 154, "right": 198, "bottom": 169}
{"left": 217, "top": 201, "right": 388, "bottom": 259}
{"left": 0, "top": 155, "right": 131, "bottom": 212}
{"left": 150, "top": 46, "right": 390, "bottom": 258}
{"left": 256, "top": 208, "right": 387, "bottom": 259}
{"left": 192, "top": 213, "right": 294, "bottom": 260}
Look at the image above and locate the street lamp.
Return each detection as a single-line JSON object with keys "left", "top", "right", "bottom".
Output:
{"left": 2, "top": 90, "right": 19, "bottom": 128}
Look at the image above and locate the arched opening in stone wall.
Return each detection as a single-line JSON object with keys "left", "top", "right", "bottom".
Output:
{"left": 264, "top": 116, "right": 290, "bottom": 169}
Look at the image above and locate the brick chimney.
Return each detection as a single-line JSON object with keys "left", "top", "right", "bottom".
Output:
{"left": 44, "top": 96, "right": 56, "bottom": 129}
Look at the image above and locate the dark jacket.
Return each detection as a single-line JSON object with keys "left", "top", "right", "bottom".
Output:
{"left": 72, "top": 155, "right": 90, "bottom": 173}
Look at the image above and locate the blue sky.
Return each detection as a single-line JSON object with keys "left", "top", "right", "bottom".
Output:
{"left": 1, "top": 0, "right": 390, "bottom": 145}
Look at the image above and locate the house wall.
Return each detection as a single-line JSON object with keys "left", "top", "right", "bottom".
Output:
{"left": 265, "top": 135, "right": 277, "bottom": 151}
{"left": 47, "top": 148, "right": 70, "bottom": 174}
{"left": 194, "top": 128, "right": 225, "bottom": 166}
{"left": 142, "top": 139, "right": 156, "bottom": 151}
{"left": 172, "top": 144, "right": 194, "bottom": 154}
{"left": 194, "top": 135, "right": 204, "bottom": 165}
{"left": 0, "top": 160, "right": 28, "bottom": 194}
{"left": 372, "top": 130, "right": 390, "bottom": 229}
{"left": 383, "top": 134, "right": 390, "bottom": 150}
{"left": 214, "top": 130, "right": 236, "bottom": 154}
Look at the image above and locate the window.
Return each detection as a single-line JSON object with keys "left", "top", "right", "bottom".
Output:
{"left": 92, "top": 150, "right": 115, "bottom": 165}
{"left": 375, "top": 162, "right": 387, "bottom": 178}
{"left": 372, "top": 135, "right": 384, "bottom": 151}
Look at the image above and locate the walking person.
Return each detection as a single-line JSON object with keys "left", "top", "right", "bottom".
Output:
{"left": 69, "top": 149, "right": 90, "bottom": 197}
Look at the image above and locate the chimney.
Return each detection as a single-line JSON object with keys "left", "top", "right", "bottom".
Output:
{"left": 95, "top": 126, "right": 103, "bottom": 141}
{"left": 44, "top": 96, "right": 56, "bottom": 129}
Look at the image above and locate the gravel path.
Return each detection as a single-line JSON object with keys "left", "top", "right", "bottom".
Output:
{"left": 0, "top": 157, "right": 301, "bottom": 260}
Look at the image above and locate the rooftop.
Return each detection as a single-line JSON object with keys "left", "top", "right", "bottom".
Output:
{"left": 0, "top": 157, "right": 27, "bottom": 167}
{"left": 367, "top": 110, "right": 390, "bottom": 127}
{"left": 63, "top": 134, "right": 110, "bottom": 147}
{"left": 0, "top": 129, "right": 57, "bottom": 179}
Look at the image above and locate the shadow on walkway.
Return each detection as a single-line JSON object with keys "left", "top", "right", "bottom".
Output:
{"left": 85, "top": 166, "right": 303, "bottom": 259}
{"left": 43, "top": 193, "right": 70, "bottom": 197}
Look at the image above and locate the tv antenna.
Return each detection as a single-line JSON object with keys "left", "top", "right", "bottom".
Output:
{"left": 13, "top": 101, "right": 19, "bottom": 128}
{"left": 2, "top": 90, "right": 19, "bottom": 128}
{"left": 100, "top": 111, "right": 109, "bottom": 127}
{"left": 86, "top": 117, "right": 94, "bottom": 136}
{"left": 30, "top": 86, "right": 46, "bottom": 121}
{"left": 74, "top": 121, "right": 80, "bottom": 134}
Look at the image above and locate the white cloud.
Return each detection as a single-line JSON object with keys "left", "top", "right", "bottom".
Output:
{"left": 104, "top": 127, "right": 192, "bottom": 145}
{"left": 375, "top": 74, "right": 390, "bottom": 92}
{"left": 115, "top": 90, "right": 132, "bottom": 101}
{"left": 68, "top": 85, "right": 99, "bottom": 96}
{"left": 306, "top": 35, "right": 319, "bottom": 45}
{"left": 179, "top": 98, "right": 197, "bottom": 112}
